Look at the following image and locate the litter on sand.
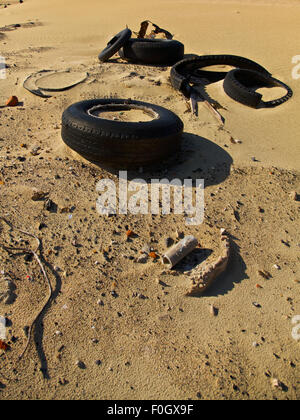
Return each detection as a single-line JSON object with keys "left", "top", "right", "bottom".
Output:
{"left": 23, "top": 70, "right": 88, "bottom": 97}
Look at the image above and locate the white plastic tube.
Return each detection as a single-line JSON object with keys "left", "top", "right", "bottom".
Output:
{"left": 162, "top": 235, "right": 198, "bottom": 268}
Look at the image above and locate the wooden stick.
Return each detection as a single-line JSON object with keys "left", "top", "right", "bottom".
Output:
{"left": 191, "top": 87, "right": 225, "bottom": 125}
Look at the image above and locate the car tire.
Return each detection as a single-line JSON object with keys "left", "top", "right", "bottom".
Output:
{"left": 170, "top": 54, "right": 271, "bottom": 97}
{"left": 98, "top": 28, "right": 132, "bottom": 63}
{"left": 223, "top": 68, "right": 293, "bottom": 108}
{"left": 119, "top": 38, "right": 184, "bottom": 65}
{"left": 61, "top": 99, "right": 184, "bottom": 168}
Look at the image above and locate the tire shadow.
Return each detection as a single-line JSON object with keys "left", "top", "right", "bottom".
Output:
{"left": 96, "top": 133, "right": 233, "bottom": 188}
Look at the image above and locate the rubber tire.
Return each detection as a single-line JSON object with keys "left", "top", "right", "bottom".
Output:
{"left": 61, "top": 99, "right": 184, "bottom": 168}
{"left": 170, "top": 55, "right": 271, "bottom": 97}
{"left": 119, "top": 38, "right": 184, "bottom": 65}
{"left": 223, "top": 68, "right": 293, "bottom": 108}
{"left": 98, "top": 28, "right": 132, "bottom": 63}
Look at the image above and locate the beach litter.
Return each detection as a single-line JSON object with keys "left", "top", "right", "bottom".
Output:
{"left": 186, "top": 232, "right": 231, "bottom": 296}
{"left": 162, "top": 235, "right": 198, "bottom": 269}
{"left": 23, "top": 70, "right": 88, "bottom": 98}
{"left": 6, "top": 96, "right": 19, "bottom": 107}
{"left": 99, "top": 22, "right": 183, "bottom": 65}
{"left": 133, "top": 20, "right": 174, "bottom": 40}
{"left": 170, "top": 54, "right": 293, "bottom": 115}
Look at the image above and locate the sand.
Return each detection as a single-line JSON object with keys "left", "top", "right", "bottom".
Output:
{"left": 0, "top": 0, "right": 299, "bottom": 400}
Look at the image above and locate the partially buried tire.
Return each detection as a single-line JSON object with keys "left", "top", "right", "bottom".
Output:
{"left": 223, "top": 68, "right": 293, "bottom": 108}
{"left": 98, "top": 28, "right": 132, "bottom": 63}
{"left": 170, "top": 54, "right": 271, "bottom": 98}
{"left": 119, "top": 38, "right": 184, "bottom": 65}
{"left": 61, "top": 99, "right": 184, "bottom": 168}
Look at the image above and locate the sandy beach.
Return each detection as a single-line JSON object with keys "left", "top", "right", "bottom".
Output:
{"left": 0, "top": 0, "right": 299, "bottom": 400}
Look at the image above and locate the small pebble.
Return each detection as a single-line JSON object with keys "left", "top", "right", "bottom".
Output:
{"left": 164, "top": 237, "right": 173, "bottom": 248}
{"left": 289, "top": 191, "right": 298, "bottom": 201}
{"left": 271, "top": 378, "right": 284, "bottom": 390}
{"left": 137, "top": 255, "right": 148, "bottom": 264}
{"left": 76, "top": 360, "right": 86, "bottom": 369}
{"left": 209, "top": 305, "right": 218, "bottom": 316}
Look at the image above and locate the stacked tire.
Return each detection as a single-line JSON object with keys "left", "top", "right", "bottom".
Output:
{"left": 98, "top": 28, "right": 184, "bottom": 66}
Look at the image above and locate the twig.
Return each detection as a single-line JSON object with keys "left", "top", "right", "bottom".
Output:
{"left": 191, "top": 86, "right": 225, "bottom": 125}
{"left": 203, "top": 100, "right": 225, "bottom": 125}
{"left": 0, "top": 217, "right": 53, "bottom": 361}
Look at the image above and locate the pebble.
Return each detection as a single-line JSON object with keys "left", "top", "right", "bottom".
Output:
{"left": 271, "top": 378, "right": 284, "bottom": 390}
{"left": 0, "top": 277, "right": 16, "bottom": 305}
{"left": 140, "top": 244, "right": 150, "bottom": 254}
{"left": 31, "top": 190, "right": 48, "bottom": 201}
{"left": 137, "top": 255, "right": 148, "bottom": 264}
{"left": 76, "top": 360, "right": 86, "bottom": 369}
{"left": 44, "top": 198, "right": 56, "bottom": 212}
{"left": 30, "top": 146, "right": 41, "bottom": 156}
{"left": 164, "top": 237, "right": 173, "bottom": 248}
{"left": 209, "top": 305, "right": 218, "bottom": 316}
{"left": 58, "top": 378, "right": 68, "bottom": 386}
{"left": 289, "top": 191, "right": 298, "bottom": 201}
{"left": 176, "top": 230, "right": 184, "bottom": 239}
{"left": 258, "top": 270, "right": 271, "bottom": 279}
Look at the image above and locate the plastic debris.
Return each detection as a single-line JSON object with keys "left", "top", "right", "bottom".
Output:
{"left": 23, "top": 70, "right": 88, "bottom": 98}
{"left": 163, "top": 235, "right": 198, "bottom": 269}
{"left": 6, "top": 96, "right": 18, "bottom": 107}
{"left": 134, "top": 20, "right": 174, "bottom": 40}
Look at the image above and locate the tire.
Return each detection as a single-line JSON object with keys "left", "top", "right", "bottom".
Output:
{"left": 170, "top": 55, "right": 271, "bottom": 98}
{"left": 98, "top": 28, "right": 132, "bottom": 63}
{"left": 61, "top": 99, "right": 184, "bottom": 168}
{"left": 119, "top": 38, "right": 184, "bottom": 65}
{"left": 223, "top": 69, "right": 293, "bottom": 108}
